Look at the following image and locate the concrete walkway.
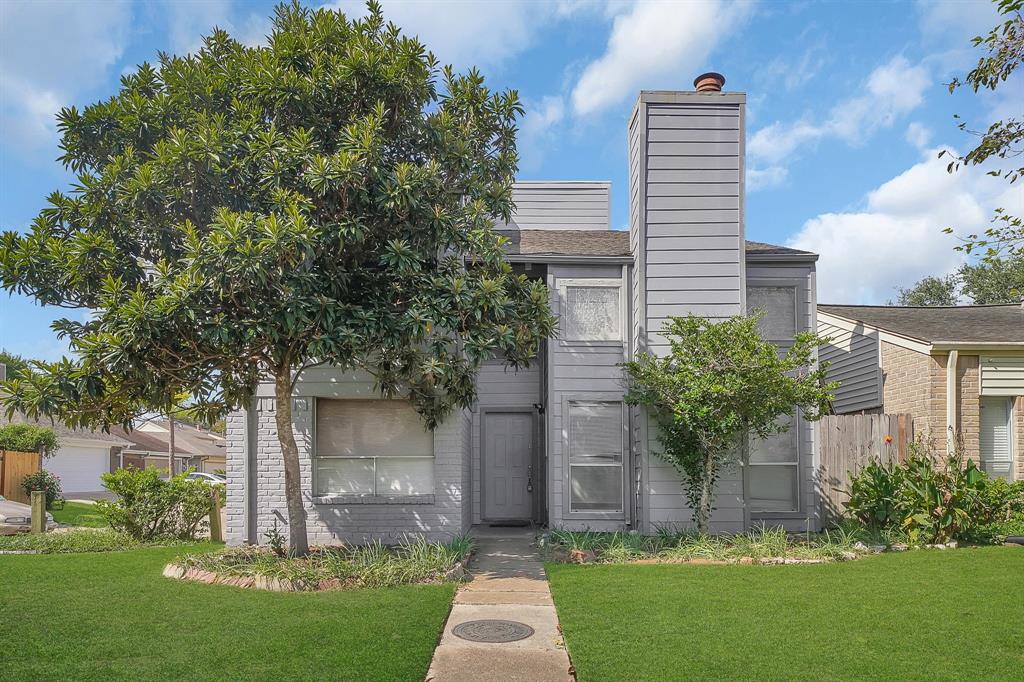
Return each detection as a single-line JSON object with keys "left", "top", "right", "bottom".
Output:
{"left": 426, "top": 527, "right": 573, "bottom": 682}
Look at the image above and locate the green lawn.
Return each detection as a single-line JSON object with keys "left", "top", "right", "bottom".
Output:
{"left": 548, "top": 547, "right": 1024, "bottom": 681}
{"left": 51, "top": 501, "right": 106, "bottom": 527}
{"left": 0, "top": 545, "right": 455, "bottom": 681}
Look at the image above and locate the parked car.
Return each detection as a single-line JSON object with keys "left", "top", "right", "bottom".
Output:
{"left": 185, "top": 472, "right": 226, "bottom": 485}
{"left": 0, "top": 494, "right": 57, "bottom": 535}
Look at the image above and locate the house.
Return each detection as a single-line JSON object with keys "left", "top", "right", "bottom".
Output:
{"left": 0, "top": 411, "right": 131, "bottom": 498}
{"left": 225, "top": 75, "right": 823, "bottom": 545}
{"left": 818, "top": 303, "right": 1024, "bottom": 480}
{"left": 112, "top": 420, "right": 227, "bottom": 474}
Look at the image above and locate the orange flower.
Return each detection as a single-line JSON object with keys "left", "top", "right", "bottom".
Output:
{"left": 884, "top": 434, "right": 893, "bottom": 444}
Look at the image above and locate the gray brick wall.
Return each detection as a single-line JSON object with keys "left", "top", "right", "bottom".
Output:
{"left": 226, "top": 390, "right": 472, "bottom": 546}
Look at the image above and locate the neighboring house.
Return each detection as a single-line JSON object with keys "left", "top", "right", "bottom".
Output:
{"left": 0, "top": 412, "right": 131, "bottom": 497}
{"left": 226, "top": 76, "right": 823, "bottom": 545}
{"left": 112, "top": 420, "right": 227, "bottom": 474}
{"left": 818, "top": 304, "right": 1024, "bottom": 481}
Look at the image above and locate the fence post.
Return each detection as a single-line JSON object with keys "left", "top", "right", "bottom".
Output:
{"left": 30, "top": 490, "right": 46, "bottom": 534}
{"left": 209, "top": 487, "right": 223, "bottom": 543}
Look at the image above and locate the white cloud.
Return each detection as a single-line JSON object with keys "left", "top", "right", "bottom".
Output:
{"left": 570, "top": 0, "right": 754, "bottom": 116}
{"left": 749, "top": 56, "right": 930, "bottom": 166}
{"left": 0, "top": 0, "right": 132, "bottom": 152}
{"left": 746, "top": 165, "right": 788, "bottom": 191}
{"left": 165, "top": 0, "right": 271, "bottom": 54}
{"left": 789, "top": 146, "right": 1020, "bottom": 304}
{"left": 518, "top": 95, "right": 566, "bottom": 171}
{"left": 905, "top": 121, "right": 932, "bottom": 150}
{"left": 328, "top": 0, "right": 568, "bottom": 69}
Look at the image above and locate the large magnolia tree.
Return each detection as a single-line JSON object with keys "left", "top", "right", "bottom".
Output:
{"left": 0, "top": 1, "right": 554, "bottom": 555}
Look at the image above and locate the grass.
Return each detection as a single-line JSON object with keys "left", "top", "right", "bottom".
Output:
{"left": 0, "top": 544, "right": 455, "bottom": 681}
{"left": 0, "top": 528, "right": 190, "bottom": 554}
{"left": 548, "top": 547, "right": 1024, "bottom": 681}
{"left": 50, "top": 501, "right": 107, "bottom": 528}
{"left": 176, "top": 535, "right": 474, "bottom": 589}
{"left": 542, "top": 524, "right": 869, "bottom": 564}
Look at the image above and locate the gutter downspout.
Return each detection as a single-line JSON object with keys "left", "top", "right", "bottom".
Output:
{"left": 623, "top": 262, "right": 634, "bottom": 529}
{"left": 946, "top": 350, "right": 959, "bottom": 455}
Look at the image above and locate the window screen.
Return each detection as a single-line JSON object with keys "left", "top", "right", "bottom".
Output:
{"left": 315, "top": 399, "right": 434, "bottom": 496}
{"left": 748, "top": 415, "right": 799, "bottom": 512}
{"left": 747, "top": 286, "right": 797, "bottom": 340}
{"left": 563, "top": 284, "right": 621, "bottom": 341}
{"left": 568, "top": 401, "right": 623, "bottom": 512}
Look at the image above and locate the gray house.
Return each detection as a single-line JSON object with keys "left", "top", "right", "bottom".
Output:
{"left": 225, "top": 77, "right": 822, "bottom": 545}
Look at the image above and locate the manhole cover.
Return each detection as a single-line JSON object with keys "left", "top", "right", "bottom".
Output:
{"left": 452, "top": 619, "right": 535, "bottom": 643}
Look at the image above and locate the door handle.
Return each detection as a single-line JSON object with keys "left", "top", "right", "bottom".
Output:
{"left": 527, "top": 465, "right": 533, "bottom": 493}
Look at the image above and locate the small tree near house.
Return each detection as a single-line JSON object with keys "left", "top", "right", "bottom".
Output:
{"left": 624, "top": 313, "right": 835, "bottom": 534}
{"left": 0, "top": 2, "right": 554, "bottom": 555}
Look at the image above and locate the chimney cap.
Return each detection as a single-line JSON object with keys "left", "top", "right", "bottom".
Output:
{"left": 694, "top": 72, "right": 725, "bottom": 92}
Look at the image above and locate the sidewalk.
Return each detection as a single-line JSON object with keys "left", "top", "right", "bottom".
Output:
{"left": 426, "top": 527, "right": 573, "bottom": 682}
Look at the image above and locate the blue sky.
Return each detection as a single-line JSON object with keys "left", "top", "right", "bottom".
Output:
{"left": 1, "top": 0, "right": 1021, "bottom": 362}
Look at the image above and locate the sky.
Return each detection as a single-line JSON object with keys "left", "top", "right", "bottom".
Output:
{"left": 1, "top": 0, "right": 1021, "bottom": 362}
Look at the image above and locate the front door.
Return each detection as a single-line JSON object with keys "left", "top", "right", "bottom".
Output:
{"left": 483, "top": 412, "right": 534, "bottom": 521}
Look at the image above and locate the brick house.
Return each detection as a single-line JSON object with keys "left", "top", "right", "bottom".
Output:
{"left": 818, "top": 304, "right": 1024, "bottom": 480}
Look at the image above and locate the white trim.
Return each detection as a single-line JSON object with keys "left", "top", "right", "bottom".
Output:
{"left": 946, "top": 350, "right": 959, "bottom": 455}
{"left": 817, "top": 311, "right": 933, "bottom": 354}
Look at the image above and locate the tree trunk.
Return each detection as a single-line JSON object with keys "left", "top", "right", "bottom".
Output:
{"left": 168, "top": 413, "right": 176, "bottom": 477}
{"left": 696, "top": 450, "right": 715, "bottom": 535}
{"left": 274, "top": 366, "right": 309, "bottom": 556}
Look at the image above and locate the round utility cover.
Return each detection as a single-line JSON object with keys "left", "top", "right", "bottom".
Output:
{"left": 452, "top": 619, "right": 535, "bottom": 643}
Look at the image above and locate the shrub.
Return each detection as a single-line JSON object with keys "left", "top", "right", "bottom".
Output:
{"left": 0, "top": 528, "right": 197, "bottom": 554}
{"left": 846, "top": 440, "right": 1018, "bottom": 544}
{"left": 20, "top": 469, "right": 63, "bottom": 509}
{"left": 0, "top": 423, "right": 59, "bottom": 455}
{"left": 96, "top": 467, "right": 212, "bottom": 541}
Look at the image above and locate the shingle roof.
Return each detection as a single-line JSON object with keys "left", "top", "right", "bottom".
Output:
{"left": 819, "top": 304, "right": 1024, "bottom": 345}
{"left": 499, "top": 229, "right": 812, "bottom": 259}
{"left": 113, "top": 421, "right": 226, "bottom": 458}
{"left": 0, "top": 413, "right": 132, "bottom": 445}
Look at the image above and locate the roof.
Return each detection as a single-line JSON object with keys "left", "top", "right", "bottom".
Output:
{"left": 819, "top": 304, "right": 1024, "bottom": 346}
{"left": 0, "top": 413, "right": 132, "bottom": 446}
{"left": 114, "top": 420, "right": 226, "bottom": 458}
{"left": 499, "top": 229, "right": 813, "bottom": 260}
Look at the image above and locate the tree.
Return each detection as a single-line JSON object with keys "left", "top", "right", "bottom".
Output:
{"left": 0, "top": 1, "right": 554, "bottom": 555}
{"left": 0, "top": 350, "right": 32, "bottom": 379}
{"left": 893, "top": 275, "right": 959, "bottom": 306}
{"left": 623, "top": 314, "right": 835, "bottom": 534}
{"left": 892, "top": 254, "right": 1023, "bottom": 305}
{"left": 942, "top": 0, "right": 1023, "bottom": 260}
{"left": 959, "top": 254, "right": 1024, "bottom": 302}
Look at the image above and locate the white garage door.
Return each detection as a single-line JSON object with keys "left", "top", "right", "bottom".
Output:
{"left": 44, "top": 445, "right": 109, "bottom": 494}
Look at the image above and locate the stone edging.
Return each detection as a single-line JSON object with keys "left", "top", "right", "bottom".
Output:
{"left": 163, "top": 554, "right": 472, "bottom": 592}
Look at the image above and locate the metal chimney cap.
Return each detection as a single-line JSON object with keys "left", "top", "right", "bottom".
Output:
{"left": 694, "top": 72, "right": 726, "bottom": 92}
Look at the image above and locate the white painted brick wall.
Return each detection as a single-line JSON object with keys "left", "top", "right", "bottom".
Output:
{"left": 226, "top": 391, "right": 472, "bottom": 546}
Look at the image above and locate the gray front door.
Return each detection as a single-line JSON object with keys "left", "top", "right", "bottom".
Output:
{"left": 483, "top": 412, "right": 534, "bottom": 521}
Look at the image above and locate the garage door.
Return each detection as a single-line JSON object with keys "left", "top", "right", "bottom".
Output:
{"left": 44, "top": 445, "right": 109, "bottom": 494}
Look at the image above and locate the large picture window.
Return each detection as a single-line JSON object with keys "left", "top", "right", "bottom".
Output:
{"left": 315, "top": 399, "right": 434, "bottom": 497}
{"left": 747, "top": 285, "right": 797, "bottom": 341}
{"left": 568, "top": 401, "right": 624, "bottom": 513}
{"left": 562, "top": 280, "right": 622, "bottom": 342}
{"left": 748, "top": 415, "right": 799, "bottom": 513}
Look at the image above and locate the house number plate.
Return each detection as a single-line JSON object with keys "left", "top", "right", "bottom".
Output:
{"left": 452, "top": 619, "right": 535, "bottom": 643}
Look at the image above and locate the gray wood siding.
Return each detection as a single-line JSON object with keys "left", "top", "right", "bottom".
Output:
{"left": 496, "top": 181, "right": 611, "bottom": 231}
{"left": 547, "top": 263, "right": 630, "bottom": 532}
{"left": 471, "top": 360, "right": 542, "bottom": 524}
{"left": 818, "top": 318, "right": 883, "bottom": 413}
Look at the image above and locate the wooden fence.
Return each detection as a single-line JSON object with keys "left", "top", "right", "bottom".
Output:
{"left": 819, "top": 414, "right": 914, "bottom": 523}
{"left": 0, "top": 449, "right": 42, "bottom": 504}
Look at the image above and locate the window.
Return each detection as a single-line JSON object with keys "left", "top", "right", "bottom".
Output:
{"left": 568, "top": 401, "right": 624, "bottom": 513}
{"left": 748, "top": 415, "right": 799, "bottom": 513}
{"left": 562, "top": 280, "right": 622, "bottom": 342}
{"left": 747, "top": 286, "right": 797, "bottom": 341}
{"left": 315, "top": 399, "right": 434, "bottom": 497}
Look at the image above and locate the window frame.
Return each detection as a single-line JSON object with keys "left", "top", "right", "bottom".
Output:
{"left": 746, "top": 414, "right": 802, "bottom": 516}
{"left": 563, "top": 395, "right": 628, "bottom": 519}
{"left": 746, "top": 282, "right": 800, "bottom": 344}
{"left": 311, "top": 398, "right": 436, "bottom": 502}
{"left": 558, "top": 278, "right": 625, "bottom": 346}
